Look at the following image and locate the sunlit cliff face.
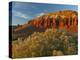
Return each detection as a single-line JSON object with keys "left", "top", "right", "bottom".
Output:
{"left": 15, "top": 10, "right": 78, "bottom": 33}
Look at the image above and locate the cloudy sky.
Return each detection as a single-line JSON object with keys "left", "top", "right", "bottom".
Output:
{"left": 9, "top": 1, "right": 78, "bottom": 25}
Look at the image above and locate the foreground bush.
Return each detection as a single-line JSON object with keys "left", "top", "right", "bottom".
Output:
{"left": 12, "top": 28, "right": 78, "bottom": 58}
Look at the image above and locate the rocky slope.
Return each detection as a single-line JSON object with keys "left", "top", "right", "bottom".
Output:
{"left": 14, "top": 10, "right": 78, "bottom": 33}
{"left": 12, "top": 10, "right": 78, "bottom": 40}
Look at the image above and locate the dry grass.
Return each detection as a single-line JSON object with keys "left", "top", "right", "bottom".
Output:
{"left": 12, "top": 28, "right": 78, "bottom": 58}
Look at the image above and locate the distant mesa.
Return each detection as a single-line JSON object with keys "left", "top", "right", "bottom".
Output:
{"left": 14, "top": 10, "right": 78, "bottom": 33}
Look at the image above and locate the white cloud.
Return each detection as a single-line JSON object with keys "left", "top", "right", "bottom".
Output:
{"left": 13, "top": 11, "right": 45, "bottom": 20}
{"left": 13, "top": 11, "right": 34, "bottom": 20}
{"left": 36, "top": 12, "right": 45, "bottom": 17}
{"left": 14, "top": 11, "right": 28, "bottom": 19}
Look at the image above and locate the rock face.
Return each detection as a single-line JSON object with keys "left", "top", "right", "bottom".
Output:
{"left": 15, "top": 10, "right": 78, "bottom": 33}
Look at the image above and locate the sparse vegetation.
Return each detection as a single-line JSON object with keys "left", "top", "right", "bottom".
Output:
{"left": 12, "top": 28, "right": 78, "bottom": 58}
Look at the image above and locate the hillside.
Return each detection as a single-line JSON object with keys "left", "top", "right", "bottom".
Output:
{"left": 14, "top": 10, "right": 78, "bottom": 32}
{"left": 12, "top": 10, "right": 78, "bottom": 40}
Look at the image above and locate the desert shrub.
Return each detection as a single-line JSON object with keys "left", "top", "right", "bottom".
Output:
{"left": 12, "top": 28, "right": 78, "bottom": 58}
{"left": 52, "top": 50, "right": 64, "bottom": 56}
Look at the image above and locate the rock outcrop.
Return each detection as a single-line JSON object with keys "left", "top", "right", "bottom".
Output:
{"left": 15, "top": 10, "right": 78, "bottom": 33}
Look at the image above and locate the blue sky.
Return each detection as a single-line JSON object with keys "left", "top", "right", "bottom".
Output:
{"left": 10, "top": 1, "right": 78, "bottom": 25}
